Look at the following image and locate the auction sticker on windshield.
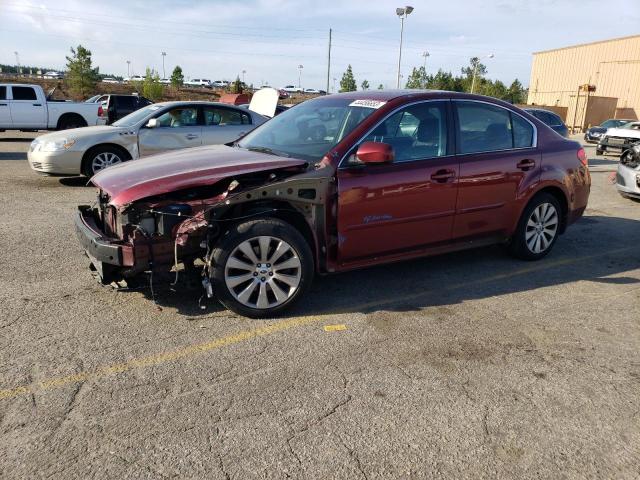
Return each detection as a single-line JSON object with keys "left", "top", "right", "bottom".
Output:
{"left": 349, "top": 99, "right": 386, "bottom": 109}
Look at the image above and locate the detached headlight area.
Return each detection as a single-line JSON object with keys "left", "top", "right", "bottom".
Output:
{"left": 30, "top": 138, "right": 76, "bottom": 153}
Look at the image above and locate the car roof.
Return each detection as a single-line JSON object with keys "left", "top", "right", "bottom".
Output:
{"left": 149, "top": 100, "right": 248, "bottom": 109}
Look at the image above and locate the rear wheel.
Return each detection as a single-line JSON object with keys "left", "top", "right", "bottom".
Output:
{"left": 82, "top": 145, "right": 129, "bottom": 177}
{"left": 211, "top": 218, "right": 313, "bottom": 318}
{"left": 57, "top": 114, "right": 87, "bottom": 130}
{"left": 509, "top": 193, "right": 561, "bottom": 260}
{"left": 596, "top": 147, "right": 604, "bottom": 156}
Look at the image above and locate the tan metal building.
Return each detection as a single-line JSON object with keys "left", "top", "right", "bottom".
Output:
{"left": 527, "top": 35, "right": 640, "bottom": 131}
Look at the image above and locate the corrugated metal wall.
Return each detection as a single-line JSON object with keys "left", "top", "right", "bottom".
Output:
{"left": 527, "top": 35, "right": 640, "bottom": 128}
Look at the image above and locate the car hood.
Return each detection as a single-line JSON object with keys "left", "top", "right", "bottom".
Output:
{"left": 36, "top": 125, "right": 128, "bottom": 143}
{"left": 91, "top": 145, "right": 308, "bottom": 207}
{"left": 606, "top": 127, "right": 640, "bottom": 139}
{"left": 588, "top": 127, "right": 606, "bottom": 134}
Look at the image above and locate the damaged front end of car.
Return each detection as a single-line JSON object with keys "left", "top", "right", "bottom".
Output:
{"left": 76, "top": 160, "right": 332, "bottom": 293}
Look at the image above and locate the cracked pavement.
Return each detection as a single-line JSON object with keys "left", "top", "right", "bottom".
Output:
{"left": 1, "top": 132, "right": 639, "bottom": 478}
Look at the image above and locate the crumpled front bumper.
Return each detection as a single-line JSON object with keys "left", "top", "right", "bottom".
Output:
{"left": 75, "top": 205, "right": 133, "bottom": 283}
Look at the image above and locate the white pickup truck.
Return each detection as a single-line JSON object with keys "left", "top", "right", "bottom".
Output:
{"left": 0, "top": 84, "right": 104, "bottom": 131}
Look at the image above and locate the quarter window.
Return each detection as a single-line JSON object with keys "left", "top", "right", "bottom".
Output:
{"left": 156, "top": 107, "right": 198, "bottom": 127}
{"left": 363, "top": 102, "right": 448, "bottom": 162}
{"left": 11, "top": 86, "right": 37, "bottom": 101}
{"left": 0, "top": 86, "right": 6, "bottom": 100}
{"left": 455, "top": 101, "right": 533, "bottom": 153}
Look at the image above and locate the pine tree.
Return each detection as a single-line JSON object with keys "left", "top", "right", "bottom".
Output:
{"left": 142, "top": 68, "right": 164, "bottom": 101}
{"left": 361, "top": 80, "right": 370, "bottom": 91}
{"left": 339, "top": 65, "right": 357, "bottom": 92}
{"left": 170, "top": 66, "right": 184, "bottom": 87}
{"left": 65, "top": 45, "right": 99, "bottom": 98}
{"left": 405, "top": 66, "right": 427, "bottom": 89}
{"left": 377, "top": 84, "right": 384, "bottom": 90}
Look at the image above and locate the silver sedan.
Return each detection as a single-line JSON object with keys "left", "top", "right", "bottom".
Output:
{"left": 28, "top": 101, "right": 269, "bottom": 177}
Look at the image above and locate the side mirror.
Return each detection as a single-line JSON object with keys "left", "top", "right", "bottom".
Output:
{"left": 145, "top": 118, "right": 159, "bottom": 128}
{"left": 355, "top": 141, "right": 394, "bottom": 164}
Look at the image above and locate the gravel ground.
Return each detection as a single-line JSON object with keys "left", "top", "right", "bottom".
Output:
{"left": 0, "top": 131, "right": 639, "bottom": 479}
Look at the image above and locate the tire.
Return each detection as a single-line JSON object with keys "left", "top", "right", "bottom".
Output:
{"left": 596, "top": 148, "right": 604, "bottom": 156}
{"left": 509, "top": 192, "right": 562, "bottom": 261}
{"left": 211, "top": 218, "right": 314, "bottom": 318}
{"left": 82, "top": 145, "right": 129, "bottom": 177}
{"left": 57, "top": 114, "right": 87, "bottom": 130}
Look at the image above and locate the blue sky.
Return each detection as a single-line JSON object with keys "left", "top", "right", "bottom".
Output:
{"left": 1, "top": 0, "right": 638, "bottom": 90}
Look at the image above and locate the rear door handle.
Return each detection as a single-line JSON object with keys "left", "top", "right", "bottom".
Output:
{"left": 517, "top": 159, "right": 536, "bottom": 171}
{"left": 33, "top": 103, "right": 42, "bottom": 106}
{"left": 430, "top": 169, "right": 456, "bottom": 182}
{"left": 185, "top": 134, "right": 199, "bottom": 140}
{"left": 0, "top": 103, "right": 7, "bottom": 106}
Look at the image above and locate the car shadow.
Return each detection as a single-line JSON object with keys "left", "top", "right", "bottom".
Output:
{"left": 0, "top": 152, "right": 27, "bottom": 160}
{"left": 0, "top": 137, "right": 35, "bottom": 142}
{"left": 59, "top": 176, "right": 92, "bottom": 187}
{"left": 129, "top": 215, "right": 640, "bottom": 318}
{"left": 589, "top": 157, "right": 618, "bottom": 167}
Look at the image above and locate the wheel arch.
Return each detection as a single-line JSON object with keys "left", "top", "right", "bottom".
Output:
{"left": 56, "top": 112, "right": 87, "bottom": 130}
{"left": 520, "top": 184, "right": 570, "bottom": 234}
{"left": 81, "top": 143, "right": 132, "bottom": 176}
{"left": 216, "top": 199, "right": 320, "bottom": 271}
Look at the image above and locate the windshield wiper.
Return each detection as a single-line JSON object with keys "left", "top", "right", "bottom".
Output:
{"left": 246, "top": 146, "right": 290, "bottom": 158}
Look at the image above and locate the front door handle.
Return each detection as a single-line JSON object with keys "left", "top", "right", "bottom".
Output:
{"left": 33, "top": 103, "right": 42, "bottom": 106}
{"left": 0, "top": 103, "right": 7, "bottom": 106}
{"left": 185, "top": 134, "right": 199, "bottom": 140}
{"left": 430, "top": 169, "right": 456, "bottom": 182}
{"left": 517, "top": 159, "right": 536, "bottom": 171}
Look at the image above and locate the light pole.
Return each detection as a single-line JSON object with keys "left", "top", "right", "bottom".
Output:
{"left": 332, "top": 77, "right": 337, "bottom": 93}
{"left": 14, "top": 51, "right": 20, "bottom": 75}
{"left": 126, "top": 60, "right": 131, "bottom": 78}
{"left": 161, "top": 52, "right": 166, "bottom": 79}
{"left": 298, "top": 64, "right": 304, "bottom": 89}
{"left": 421, "top": 50, "right": 430, "bottom": 88}
{"left": 242, "top": 69, "right": 246, "bottom": 85}
{"left": 395, "top": 6, "right": 414, "bottom": 89}
{"left": 470, "top": 53, "right": 494, "bottom": 94}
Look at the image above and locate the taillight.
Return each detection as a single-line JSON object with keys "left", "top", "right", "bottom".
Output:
{"left": 98, "top": 105, "right": 104, "bottom": 117}
{"left": 577, "top": 147, "right": 588, "bottom": 167}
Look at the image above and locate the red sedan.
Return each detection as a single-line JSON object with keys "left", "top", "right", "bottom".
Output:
{"left": 76, "top": 90, "right": 591, "bottom": 317}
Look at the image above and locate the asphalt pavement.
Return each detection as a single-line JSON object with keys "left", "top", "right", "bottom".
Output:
{"left": 0, "top": 131, "right": 639, "bottom": 479}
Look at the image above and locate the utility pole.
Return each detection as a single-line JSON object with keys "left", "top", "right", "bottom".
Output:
{"left": 126, "top": 60, "right": 131, "bottom": 78}
{"left": 14, "top": 51, "right": 20, "bottom": 75}
{"left": 326, "top": 28, "right": 332, "bottom": 94}
{"left": 242, "top": 69, "right": 246, "bottom": 84}
{"left": 161, "top": 52, "right": 166, "bottom": 79}
{"left": 298, "top": 64, "right": 303, "bottom": 89}
{"left": 421, "top": 51, "right": 430, "bottom": 88}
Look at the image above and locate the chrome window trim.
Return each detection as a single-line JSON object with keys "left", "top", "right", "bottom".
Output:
{"left": 338, "top": 98, "right": 538, "bottom": 169}
{"left": 453, "top": 98, "right": 538, "bottom": 150}
{"left": 337, "top": 99, "right": 446, "bottom": 169}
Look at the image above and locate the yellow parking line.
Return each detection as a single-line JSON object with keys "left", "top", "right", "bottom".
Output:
{"left": 0, "top": 245, "right": 636, "bottom": 401}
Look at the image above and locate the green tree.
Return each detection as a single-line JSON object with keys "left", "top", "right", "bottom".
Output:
{"left": 142, "top": 68, "right": 164, "bottom": 101}
{"left": 170, "top": 65, "right": 184, "bottom": 87}
{"left": 405, "top": 66, "right": 428, "bottom": 89}
{"left": 231, "top": 76, "right": 243, "bottom": 94}
{"left": 65, "top": 45, "right": 99, "bottom": 98}
{"left": 339, "top": 65, "right": 357, "bottom": 92}
{"left": 377, "top": 83, "right": 384, "bottom": 90}
{"left": 462, "top": 57, "right": 488, "bottom": 92}
{"left": 507, "top": 79, "right": 526, "bottom": 104}
{"left": 361, "top": 79, "right": 370, "bottom": 91}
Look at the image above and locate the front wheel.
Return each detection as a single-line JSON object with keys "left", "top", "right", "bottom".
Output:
{"left": 82, "top": 145, "right": 128, "bottom": 177}
{"left": 211, "top": 218, "right": 314, "bottom": 318}
{"left": 509, "top": 193, "right": 562, "bottom": 260}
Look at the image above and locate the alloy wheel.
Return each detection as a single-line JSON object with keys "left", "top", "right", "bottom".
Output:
{"left": 525, "top": 202, "right": 558, "bottom": 254}
{"left": 92, "top": 152, "right": 122, "bottom": 173}
{"left": 224, "top": 236, "right": 302, "bottom": 310}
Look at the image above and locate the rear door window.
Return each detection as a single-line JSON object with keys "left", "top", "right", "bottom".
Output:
{"left": 0, "top": 86, "right": 6, "bottom": 100}
{"left": 115, "top": 96, "right": 135, "bottom": 110}
{"left": 455, "top": 101, "right": 534, "bottom": 153}
{"left": 11, "top": 86, "right": 37, "bottom": 101}
{"left": 203, "top": 107, "right": 251, "bottom": 126}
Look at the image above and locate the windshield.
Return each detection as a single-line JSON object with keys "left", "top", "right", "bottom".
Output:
{"left": 621, "top": 122, "right": 639, "bottom": 130}
{"left": 112, "top": 104, "right": 163, "bottom": 127}
{"left": 237, "top": 97, "right": 378, "bottom": 162}
{"left": 601, "top": 119, "right": 628, "bottom": 129}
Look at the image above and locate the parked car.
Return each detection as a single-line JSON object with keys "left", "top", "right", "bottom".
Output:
{"left": 125, "top": 75, "right": 145, "bottom": 83}
{"left": 238, "top": 103, "right": 289, "bottom": 116}
{"left": 212, "top": 80, "right": 228, "bottom": 88}
{"left": 43, "top": 71, "right": 64, "bottom": 79}
{"left": 101, "top": 77, "right": 120, "bottom": 84}
{"left": 616, "top": 143, "right": 640, "bottom": 199}
{"left": 0, "top": 83, "right": 103, "bottom": 131}
{"left": 29, "top": 93, "right": 277, "bottom": 176}
{"left": 304, "top": 88, "right": 320, "bottom": 94}
{"left": 278, "top": 89, "right": 290, "bottom": 99}
{"left": 584, "top": 118, "right": 633, "bottom": 143}
{"left": 74, "top": 90, "right": 590, "bottom": 317}
{"left": 596, "top": 121, "right": 640, "bottom": 155}
{"left": 159, "top": 78, "right": 170, "bottom": 85}
{"left": 282, "top": 85, "right": 303, "bottom": 93}
{"left": 524, "top": 108, "right": 568, "bottom": 137}
{"left": 185, "top": 79, "right": 212, "bottom": 88}
{"left": 91, "top": 94, "right": 153, "bottom": 125}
